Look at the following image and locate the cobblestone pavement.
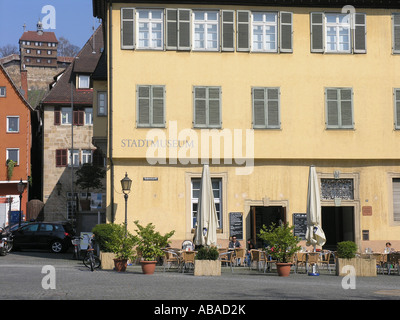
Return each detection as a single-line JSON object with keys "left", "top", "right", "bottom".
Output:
{"left": 1, "top": 250, "right": 400, "bottom": 303}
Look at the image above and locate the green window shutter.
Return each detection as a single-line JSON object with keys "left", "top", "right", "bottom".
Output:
{"left": 252, "top": 88, "right": 280, "bottom": 129}
{"left": 326, "top": 89, "right": 339, "bottom": 127}
{"left": 208, "top": 87, "right": 221, "bottom": 127}
{"left": 253, "top": 88, "right": 266, "bottom": 128}
{"left": 280, "top": 12, "right": 293, "bottom": 53}
{"left": 121, "top": 8, "right": 135, "bottom": 49}
{"left": 326, "top": 88, "right": 353, "bottom": 129}
{"left": 310, "top": 12, "right": 324, "bottom": 53}
{"left": 237, "top": 10, "right": 250, "bottom": 52}
{"left": 166, "top": 9, "right": 178, "bottom": 50}
{"left": 152, "top": 86, "right": 165, "bottom": 126}
{"left": 340, "top": 89, "right": 353, "bottom": 127}
{"left": 394, "top": 89, "right": 400, "bottom": 129}
{"left": 222, "top": 10, "right": 235, "bottom": 52}
{"left": 353, "top": 13, "right": 367, "bottom": 53}
{"left": 178, "top": 9, "right": 191, "bottom": 50}
{"left": 267, "top": 88, "right": 280, "bottom": 128}
{"left": 137, "top": 86, "right": 150, "bottom": 126}
{"left": 194, "top": 87, "right": 207, "bottom": 127}
{"left": 193, "top": 87, "right": 221, "bottom": 128}
{"left": 392, "top": 14, "right": 400, "bottom": 54}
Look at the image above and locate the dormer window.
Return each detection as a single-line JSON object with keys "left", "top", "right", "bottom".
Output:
{"left": 78, "top": 75, "right": 90, "bottom": 89}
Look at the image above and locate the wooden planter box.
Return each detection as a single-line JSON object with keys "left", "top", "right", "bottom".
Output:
{"left": 194, "top": 260, "right": 221, "bottom": 276}
{"left": 336, "top": 258, "right": 377, "bottom": 277}
{"left": 100, "top": 251, "right": 116, "bottom": 270}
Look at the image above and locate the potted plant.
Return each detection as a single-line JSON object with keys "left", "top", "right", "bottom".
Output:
{"left": 75, "top": 163, "right": 105, "bottom": 211}
{"left": 104, "top": 223, "right": 138, "bottom": 272}
{"left": 6, "top": 159, "right": 16, "bottom": 180}
{"left": 92, "top": 223, "right": 121, "bottom": 269}
{"left": 335, "top": 241, "right": 376, "bottom": 277}
{"left": 258, "top": 222, "right": 301, "bottom": 277}
{"left": 133, "top": 220, "right": 175, "bottom": 275}
{"left": 194, "top": 246, "right": 221, "bottom": 276}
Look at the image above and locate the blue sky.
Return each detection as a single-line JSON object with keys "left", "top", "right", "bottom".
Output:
{"left": 0, "top": 0, "right": 100, "bottom": 49}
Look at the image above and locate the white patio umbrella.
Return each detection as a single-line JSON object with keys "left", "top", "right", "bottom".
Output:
{"left": 194, "top": 164, "right": 219, "bottom": 247}
{"left": 305, "top": 166, "right": 326, "bottom": 251}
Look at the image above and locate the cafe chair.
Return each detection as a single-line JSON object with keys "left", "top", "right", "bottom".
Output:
{"left": 180, "top": 251, "right": 196, "bottom": 273}
{"left": 295, "top": 252, "right": 307, "bottom": 273}
{"left": 162, "top": 249, "right": 180, "bottom": 272}
{"left": 307, "top": 252, "right": 320, "bottom": 274}
{"left": 388, "top": 253, "right": 400, "bottom": 275}
{"left": 318, "top": 250, "right": 332, "bottom": 274}
{"left": 262, "top": 251, "right": 277, "bottom": 273}
{"left": 249, "top": 250, "right": 263, "bottom": 271}
{"left": 233, "top": 248, "right": 246, "bottom": 267}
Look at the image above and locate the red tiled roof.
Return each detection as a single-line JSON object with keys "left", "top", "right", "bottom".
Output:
{"left": 20, "top": 31, "right": 58, "bottom": 43}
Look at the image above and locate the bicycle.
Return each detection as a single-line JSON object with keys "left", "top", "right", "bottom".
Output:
{"left": 71, "top": 236, "right": 81, "bottom": 260}
{"left": 82, "top": 234, "right": 101, "bottom": 271}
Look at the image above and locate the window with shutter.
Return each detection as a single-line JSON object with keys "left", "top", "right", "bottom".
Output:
{"left": 251, "top": 12, "right": 278, "bottom": 52}
{"left": 193, "top": 86, "right": 221, "bottom": 128}
{"left": 193, "top": 11, "right": 219, "bottom": 51}
{"left": 56, "top": 149, "right": 67, "bottom": 167}
{"left": 137, "top": 85, "right": 165, "bottom": 127}
{"left": 166, "top": 9, "right": 191, "bottom": 50}
{"left": 392, "top": 14, "right": 400, "bottom": 54}
{"left": 252, "top": 87, "right": 280, "bottom": 129}
{"left": 121, "top": 8, "right": 135, "bottom": 49}
{"left": 166, "top": 9, "right": 178, "bottom": 49}
{"left": 137, "top": 9, "right": 163, "bottom": 50}
{"left": 311, "top": 12, "right": 366, "bottom": 54}
{"left": 325, "top": 88, "right": 354, "bottom": 129}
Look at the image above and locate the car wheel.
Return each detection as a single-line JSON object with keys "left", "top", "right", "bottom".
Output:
{"left": 51, "top": 240, "right": 64, "bottom": 253}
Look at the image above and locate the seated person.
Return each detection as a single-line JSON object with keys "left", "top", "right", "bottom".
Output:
{"left": 385, "top": 242, "right": 395, "bottom": 253}
{"left": 229, "top": 236, "right": 241, "bottom": 249}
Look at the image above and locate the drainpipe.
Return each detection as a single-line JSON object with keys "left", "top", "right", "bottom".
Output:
{"left": 108, "top": 0, "right": 115, "bottom": 223}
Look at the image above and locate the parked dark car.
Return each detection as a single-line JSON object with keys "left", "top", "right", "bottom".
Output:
{"left": 11, "top": 222, "right": 75, "bottom": 253}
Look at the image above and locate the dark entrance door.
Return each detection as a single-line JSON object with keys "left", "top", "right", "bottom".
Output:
{"left": 321, "top": 206, "right": 355, "bottom": 251}
{"left": 250, "top": 206, "right": 286, "bottom": 249}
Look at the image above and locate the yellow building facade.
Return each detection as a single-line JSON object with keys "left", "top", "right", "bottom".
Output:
{"left": 93, "top": 0, "right": 400, "bottom": 251}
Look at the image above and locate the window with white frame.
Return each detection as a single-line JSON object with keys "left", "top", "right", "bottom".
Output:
{"left": 325, "top": 14, "right": 351, "bottom": 53}
{"left": 97, "top": 92, "right": 107, "bottom": 116}
{"left": 0, "top": 87, "right": 6, "bottom": 97}
{"left": 68, "top": 149, "right": 79, "bottom": 167}
{"left": 252, "top": 12, "right": 278, "bottom": 52}
{"left": 137, "top": 9, "right": 163, "bottom": 50}
{"left": 191, "top": 178, "right": 222, "bottom": 229}
{"left": 310, "top": 12, "right": 366, "bottom": 54}
{"left": 193, "top": 11, "right": 219, "bottom": 51}
{"left": 7, "top": 116, "right": 19, "bottom": 133}
{"left": 81, "top": 150, "right": 92, "bottom": 164}
{"left": 6, "top": 148, "right": 19, "bottom": 165}
{"left": 85, "top": 108, "right": 93, "bottom": 125}
{"left": 61, "top": 107, "right": 72, "bottom": 124}
{"left": 78, "top": 75, "right": 90, "bottom": 89}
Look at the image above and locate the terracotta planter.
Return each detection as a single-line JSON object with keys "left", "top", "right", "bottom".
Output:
{"left": 113, "top": 258, "right": 128, "bottom": 272}
{"left": 276, "top": 263, "right": 292, "bottom": 277}
{"left": 141, "top": 260, "right": 157, "bottom": 274}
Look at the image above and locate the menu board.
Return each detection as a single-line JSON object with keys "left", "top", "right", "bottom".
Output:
{"left": 229, "top": 212, "right": 243, "bottom": 240}
{"left": 293, "top": 213, "right": 307, "bottom": 240}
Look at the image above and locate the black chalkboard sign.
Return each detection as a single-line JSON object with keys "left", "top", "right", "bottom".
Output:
{"left": 293, "top": 213, "right": 307, "bottom": 240}
{"left": 229, "top": 212, "right": 243, "bottom": 240}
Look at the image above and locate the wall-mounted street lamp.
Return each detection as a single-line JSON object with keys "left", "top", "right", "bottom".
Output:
{"left": 17, "top": 179, "right": 25, "bottom": 228}
{"left": 120, "top": 172, "right": 132, "bottom": 236}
